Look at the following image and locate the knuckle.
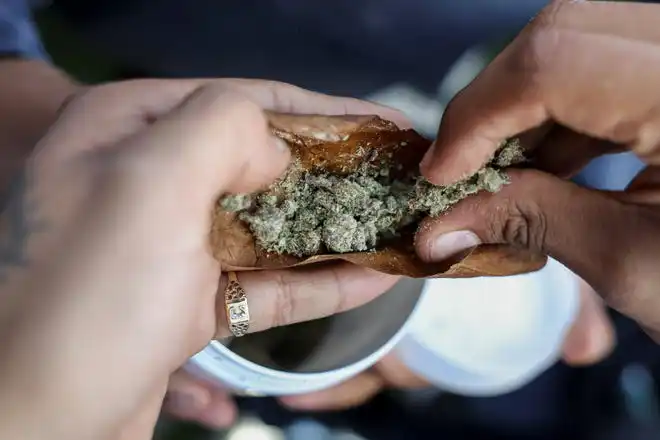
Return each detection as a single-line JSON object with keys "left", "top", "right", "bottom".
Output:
{"left": 491, "top": 199, "right": 548, "bottom": 251}
{"left": 75, "top": 82, "right": 123, "bottom": 104}
{"left": 524, "top": 27, "right": 559, "bottom": 75}
{"left": 227, "top": 96, "right": 266, "bottom": 127}
{"left": 58, "top": 81, "right": 139, "bottom": 116}
{"left": 200, "top": 88, "right": 268, "bottom": 141}
{"left": 330, "top": 267, "right": 347, "bottom": 314}
{"left": 506, "top": 3, "right": 571, "bottom": 91}
{"left": 54, "top": 85, "right": 110, "bottom": 119}
{"left": 272, "top": 272, "right": 297, "bottom": 328}
{"left": 55, "top": 87, "right": 89, "bottom": 117}
{"left": 263, "top": 80, "right": 302, "bottom": 112}
{"left": 508, "top": 29, "right": 552, "bottom": 87}
{"left": 199, "top": 85, "right": 264, "bottom": 121}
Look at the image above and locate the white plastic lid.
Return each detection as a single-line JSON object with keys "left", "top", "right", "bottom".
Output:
{"left": 396, "top": 257, "right": 580, "bottom": 397}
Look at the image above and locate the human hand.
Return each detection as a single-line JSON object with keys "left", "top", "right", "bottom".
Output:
{"left": 0, "top": 78, "right": 407, "bottom": 440}
{"left": 416, "top": 0, "right": 660, "bottom": 340}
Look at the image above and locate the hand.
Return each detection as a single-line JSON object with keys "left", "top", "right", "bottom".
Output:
{"left": 416, "top": 0, "right": 660, "bottom": 340}
{"left": 0, "top": 78, "right": 407, "bottom": 440}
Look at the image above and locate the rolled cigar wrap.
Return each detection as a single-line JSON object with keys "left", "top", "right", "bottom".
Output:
{"left": 212, "top": 113, "right": 546, "bottom": 277}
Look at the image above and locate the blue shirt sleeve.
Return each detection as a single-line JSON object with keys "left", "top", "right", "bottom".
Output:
{"left": 0, "top": 0, "right": 48, "bottom": 60}
{"left": 573, "top": 152, "right": 645, "bottom": 191}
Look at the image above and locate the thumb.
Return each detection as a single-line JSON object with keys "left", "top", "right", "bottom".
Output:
{"left": 415, "top": 169, "right": 659, "bottom": 326}
{"left": 114, "top": 83, "right": 290, "bottom": 207}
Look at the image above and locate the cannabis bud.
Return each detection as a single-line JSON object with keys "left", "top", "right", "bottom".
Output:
{"left": 210, "top": 113, "right": 544, "bottom": 279}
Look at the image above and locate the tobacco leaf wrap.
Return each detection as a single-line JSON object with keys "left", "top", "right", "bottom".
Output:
{"left": 211, "top": 113, "right": 546, "bottom": 278}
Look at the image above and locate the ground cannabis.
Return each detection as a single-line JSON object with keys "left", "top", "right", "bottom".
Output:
{"left": 220, "top": 139, "right": 524, "bottom": 257}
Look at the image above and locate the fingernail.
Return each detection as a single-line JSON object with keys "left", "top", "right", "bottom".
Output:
{"left": 163, "top": 391, "right": 202, "bottom": 415}
{"left": 429, "top": 230, "right": 481, "bottom": 262}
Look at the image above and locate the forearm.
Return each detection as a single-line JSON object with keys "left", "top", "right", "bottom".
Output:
{"left": 0, "top": 59, "right": 78, "bottom": 192}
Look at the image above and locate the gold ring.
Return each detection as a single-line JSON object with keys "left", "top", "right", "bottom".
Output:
{"left": 224, "top": 272, "right": 250, "bottom": 337}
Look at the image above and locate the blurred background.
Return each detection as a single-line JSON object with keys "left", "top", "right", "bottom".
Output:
{"left": 21, "top": 0, "right": 660, "bottom": 438}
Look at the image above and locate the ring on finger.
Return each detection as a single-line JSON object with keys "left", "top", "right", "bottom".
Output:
{"left": 224, "top": 272, "right": 250, "bottom": 337}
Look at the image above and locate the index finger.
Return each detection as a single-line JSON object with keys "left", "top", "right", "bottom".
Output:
{"left": 43, "top": 78, "right": 410, "bottom": 162}
{"left": 421, "top": 0, "right": 660, "bottom": 185}
{"left": 220, "top": 78, "right": 412, "bottom": 127}
{"left": 214, "top": 263, "right": 399, "bottom": 338}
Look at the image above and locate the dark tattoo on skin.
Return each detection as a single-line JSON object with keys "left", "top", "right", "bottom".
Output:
{"left": 0, "top": 170, "right": 44, "bottom": 282}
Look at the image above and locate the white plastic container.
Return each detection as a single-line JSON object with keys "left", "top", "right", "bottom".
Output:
{"left": 185, "top": 277, "right": 426, "bottom": 396}
{"left": 396, "top": 257, "right": 580, "bottom": 397}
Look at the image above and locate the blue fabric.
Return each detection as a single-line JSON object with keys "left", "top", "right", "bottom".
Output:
{"left": 0, "top": 0, "right": 47, "bottom": 60}
{"left": 574, "top": 152, "right": 645, "bottom": 191}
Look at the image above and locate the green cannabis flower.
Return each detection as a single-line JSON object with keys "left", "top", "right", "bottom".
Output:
{"left": 222, "top": 139, "right": 523, "bottom": 257}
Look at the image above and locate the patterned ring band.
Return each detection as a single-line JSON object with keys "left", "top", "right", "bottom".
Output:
{"left": 224, "top": 272, "right": 250, "bottom": 337}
